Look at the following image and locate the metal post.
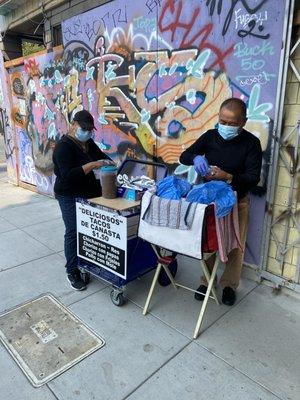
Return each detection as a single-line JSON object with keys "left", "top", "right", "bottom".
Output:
{"left": 260, "top": 0, "right": 296, "bottom": 275}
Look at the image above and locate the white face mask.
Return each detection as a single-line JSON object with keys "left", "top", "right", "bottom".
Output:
{"left": 75, "top": 127, "right": 92, "bottom": 142}
{"left": 218, "top": 123, "right": 240, "bottom": 140}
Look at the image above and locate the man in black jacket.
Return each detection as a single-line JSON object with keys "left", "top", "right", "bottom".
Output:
{"left": 53, "top": 110, "right": 113, "bottom": 290}
{"left": 180, "top": 98, "right": 262, "bottom": 306}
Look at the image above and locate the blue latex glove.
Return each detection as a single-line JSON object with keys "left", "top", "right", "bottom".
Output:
{"left": 193, "top": 155, "right": 210, "bottom": 177}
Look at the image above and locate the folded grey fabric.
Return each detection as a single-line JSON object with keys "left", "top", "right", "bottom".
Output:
{"left": 143, "top": 195, "right": 197, "bottom": 230}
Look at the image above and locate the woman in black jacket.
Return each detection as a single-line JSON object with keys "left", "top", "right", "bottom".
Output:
{"left": 53, "top": 110, "right": 114, "bottom": 290}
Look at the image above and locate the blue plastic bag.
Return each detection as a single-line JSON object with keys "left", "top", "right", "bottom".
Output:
{"left": 186, "top": 181, "right": 236, "bottom": 218}
{"left": 157, "top": 176, "right": 192, "bottom": 200}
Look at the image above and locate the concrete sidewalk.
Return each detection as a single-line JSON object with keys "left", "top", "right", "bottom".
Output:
{"left": 0, "top": 166, "right": 299, "bottom": 400}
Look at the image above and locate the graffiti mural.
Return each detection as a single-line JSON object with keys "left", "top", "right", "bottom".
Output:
{"left": 3, "top": 0, "right": 288, "bottom": 264}
{"left": 60, "top": 0, "right": 282, "bottom": 178}
{"left": 0, "top": 51, "right": 18, "bottom": 184}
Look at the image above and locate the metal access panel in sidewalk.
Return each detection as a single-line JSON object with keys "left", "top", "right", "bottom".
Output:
{"left": 0, "top": 294, "right": 105, "bottom": 387}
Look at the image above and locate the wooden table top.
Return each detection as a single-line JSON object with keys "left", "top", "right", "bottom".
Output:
{"left": 88, "top": 196, "right": 140, "bottom": 211}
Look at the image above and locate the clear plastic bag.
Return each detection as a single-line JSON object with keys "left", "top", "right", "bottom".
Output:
{"left": 186, "top": 181, "right": 236, "bottom": 218}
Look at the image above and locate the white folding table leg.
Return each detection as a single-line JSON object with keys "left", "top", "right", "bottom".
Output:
{"left": 200, "top": 258, "right": 220, "bottom": 305}
{"left": 142, "top": 263, "right": 162, "bottom": 315}
{"left": 161, "top": 265, "right": 177, "bottom": 290}
{"left": 151, "top": 245, "right": 177, "bottom": 290}
{"left": 193, "top": 254, "right": 220, "bottom": 339}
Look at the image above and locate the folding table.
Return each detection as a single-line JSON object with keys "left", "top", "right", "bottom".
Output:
{"left": 142, "top": 247, "right": 220, "bottom": 339}
{"left": 138, "top": 191, "right": 223, "bottom": 339}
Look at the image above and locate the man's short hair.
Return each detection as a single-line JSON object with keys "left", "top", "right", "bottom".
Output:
{"left": 220, "top": 98, "right": 247, "bottom": 119}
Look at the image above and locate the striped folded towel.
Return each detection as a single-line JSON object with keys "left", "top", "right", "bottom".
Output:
{"left": 142, "top": 194, "right": 197, "bottom": 230}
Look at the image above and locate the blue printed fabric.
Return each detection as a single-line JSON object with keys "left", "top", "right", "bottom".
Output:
{"left": 186, "top": 181, "right": 236, "bottom": 218}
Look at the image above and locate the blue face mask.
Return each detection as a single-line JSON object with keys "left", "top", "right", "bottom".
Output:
{"left": 75, "top": 127, "right": 92, "bottom": 142}
{"left": 218, "top": 123, "right": 240, "bottom": 140}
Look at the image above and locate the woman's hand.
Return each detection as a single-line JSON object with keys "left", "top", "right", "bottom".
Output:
{"left": 82, "top": 159, "right": 115, "bottom": 175}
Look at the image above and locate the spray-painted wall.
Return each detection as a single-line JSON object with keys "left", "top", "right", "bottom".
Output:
{"left": 1, "top": 0, "right": 288, "bottom": 265}
{"left": 7, "top": 49, "right": 67, "bottom": 195}
{"left": 0, "top": 53, "right": 18, "bottom": 184}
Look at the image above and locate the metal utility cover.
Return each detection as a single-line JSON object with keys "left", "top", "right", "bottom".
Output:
{"left": 0, "top": 294, "right": 105, "bottom": 387}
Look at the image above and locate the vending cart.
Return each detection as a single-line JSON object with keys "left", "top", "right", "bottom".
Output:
{"left": 76, "top": 159, "right": 168, "bottom": 306}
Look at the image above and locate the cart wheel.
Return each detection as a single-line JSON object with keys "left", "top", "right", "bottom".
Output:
{"left": 80, "top": 271, "right": 90, "bottom": 285}
{"left": 110, "top": 290, "right": 125, "bottom": 306}
{"left": 158, "top": 259, "right": 178, "bottom": 287}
